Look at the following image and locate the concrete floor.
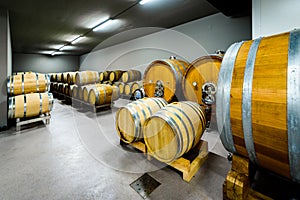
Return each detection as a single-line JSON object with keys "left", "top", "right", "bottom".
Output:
{"left": 0, "top": 99, "right": 231, "bottom": 200}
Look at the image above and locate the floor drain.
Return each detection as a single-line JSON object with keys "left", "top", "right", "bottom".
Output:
{"left": 130, "top": 173, "right": 161, "bottom": 199}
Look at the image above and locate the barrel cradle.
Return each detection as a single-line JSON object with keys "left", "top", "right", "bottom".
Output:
{"left": 216, "top": 30, "right": 300, "bottom": 183}
{"left": 143, "top": 58, "right": 188, "bottom": 102}
{"left": 8, "top": 92, "right": 54, "bottom": 119}
{"left": 143, "top": 101, "right": 206, "bottom": 163}
{"left": 116, "top": 97, "right": 168, "bottom": 144}
{"left": 7, "top": 73, "right": 50, "bottom": 96}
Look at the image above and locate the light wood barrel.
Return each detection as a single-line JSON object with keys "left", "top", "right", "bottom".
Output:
{"left": 7, "top": 73, "right": 50, "bottom": 96}
{"left": 118, "top": 82, "right": 125, "bottom": 94}
{"left": 75, "top": 71, "right": 100, "bottom": 86}
{"left": 116, "top": 97, "right": 168, "bottom": 143}
{"left": 82, "top": 84, "right": 101, "bottom": 102}
{"left": 124, "top": 81, "right": 142, "bottom": 95}
{"left": 71, "top": 85, "right": 79, "bottom": 98}
{"left": 216, "top": 30, "right": 300, "bottom": 183}
{"left": 61, "top": 72, "right": 69, "bottom": 83}
{"left": 77, "top": 86, "right": 84, "bottom": 100}
{"left": 66, "top": 72, "right": 76, "bottom": 85}
{"left": 57, "top": 83, "right": 64, "bottom": 94}
{"left": 50, "top": 73, "right": 57, "bottom": 82}
{"left": 99, "top": 71, "right": 111, "bottom": 82}
{"left": 8, "top": 92, "right": 54, "bottom": 119}
{"left": 64, "top": 84, "right": 75, "bottom": 97}
{"left": 121, "top": 70, "right": 142, "bottom": 83}
{"left": 109, "top": 70, "right": 124, "bottom": 82}
{"left": 144, "top": 101, "right": 206, "bottom": 163}
{"left": 143, "top": 58, "right": 189, "bottom": 102}
{"left": 52, "top": 82, "right": 58, "bottom": 92}
{"left": 88, "top": 84, "right": 120, "bottom": 105}
{"left": 182, "top": 55, "right": 222, "bottom": 104}
{"left": 56, "top": 73, "right": 62, "bottom": 83}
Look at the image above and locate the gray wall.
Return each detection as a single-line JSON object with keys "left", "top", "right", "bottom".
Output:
{"left": 253, "top": 0, "right": 300, "bottom": 38}
{"left": 13, "top": 53, "right": 80, "bottom": 74}
{"left": 80, "top": 13, "right": 251, "bottom": 73}
{"left": 0, "top": 9, "right": 12, "bottom": 129}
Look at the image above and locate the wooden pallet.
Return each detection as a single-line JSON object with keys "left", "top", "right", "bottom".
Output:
{"left": 71, "top": 98, "right": 111, "bottom": 112}
{"left": 15, "top": 113, "right": 51, "bottom": 133}
{"left": 120, "top": 139, "right": 208, "bottom": 182}
{"left": 223, "top": 155, "right": 272, "bottom": 200}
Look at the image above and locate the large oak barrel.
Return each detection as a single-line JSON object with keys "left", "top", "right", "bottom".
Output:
{"left": 216, "top": 30, "right": 300, "bottom": 183}
{"left": 121, "top": 70, "right": 142, "bottom": 83}
{"left": 109, "top": 70, "right": 124, "bottom": 82}
{"left": 143, "top": 58, "right": 188, "bottom": 102}
{"left": 182, "top": 55, "right": 222, "bottom": 104}
{"left": 143, "top": 101, "right": 206, "bottom": 163}
{"left": 88, "top": 84, "right": 120, "bottom": 105}
{"left": 116, "top": 97, "right": 168, "bottom": 143}
{"left": 75, "top": 71, "right": 100, "bottom": 86}
{"left": 64, "top": 84, "right": 75, "bottom": 97}
{"left": 99, "top": 71, "right": 111, "bottom": 82}
{"left": 8, "top": 92, "right": 54, "bottom": 119}
{"left": 7, "top": 73, "right": 50, "bottom": 96}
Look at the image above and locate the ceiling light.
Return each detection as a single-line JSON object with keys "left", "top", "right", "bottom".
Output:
{"left": 71, "top": 36, "right": 85, "bottom": 44}
{"left": 93, "top": 19, "right": 114, "bottom": 31}
{"left": 59, "top": 45, "right": 68, "bottom": 51}
{"left": 139, "top": 0, "right": 157, "bottom": 5}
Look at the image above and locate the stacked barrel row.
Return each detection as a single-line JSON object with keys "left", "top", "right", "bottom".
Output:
{"left": 116, "top": 97, "right": 207, "bottom": 163}
{"left": 7, "top": 72, "right": 54, "bottom": 119}
{"left": 100, "top": 70, "right": 143, "bottom": 97}
{"left": 50, "top": 70, "right": 121, "bottom": 108}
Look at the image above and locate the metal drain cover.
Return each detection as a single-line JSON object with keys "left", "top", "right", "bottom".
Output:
{"left": 130, "top": 173, "right": 161, "bottom": 199}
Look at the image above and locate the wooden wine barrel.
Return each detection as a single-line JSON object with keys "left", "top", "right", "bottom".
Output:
{"left": 77, "top": 86, "right": 84, "bottom": 100}
{"left": 144, "top": 101, "right": 206, "bottom": 163}
{"left": 75, "top": 71, "right": 100, "bottom": 86}
{"left": 99, "top": 71, "right": 111, "bottom": 82}
{"left": 64, "top": 84, "right": 74, "bottom": 97}
{"left": 182, "top": 55, "right": 222, "bottom": 104}
{"left": 7, "top": 73, "right": 51, "bottom": 96}
{"left": 8, "top": 92, "right": 54, "bottom": 119}
{"left": 56, "top": 83, "right": 63, "bottom": 94}
{"left": 143, "top": 58, "right": 189, "bottom": 102}
{"left": 82, "top": 84, "right": 101, "bottom": 102}
{"left": 52, "top": 82, "right": 58, "bottom": 92}
{"left": 121, "top": 70, "right": 142, "bottom": 83}
{"left": 61, "top": 72, "right": 68, "bottom": 83}
{"left": 50, "top": 73, "right": 57, "bottom": 82}
{"left": 216, "top": 30, "right": 300, "bottom": 183}
{"left": 66, "top": 72, "right": 77, "bottom": 85}
{"left": 116, "top": 97, "right": 168, "bottom": 143}
{"left": 71, "top": 85, "right": 79, "bottom": 98}
{"left": 56, "top": 73, "right": 63, "bottom": 83}
{"left": 88, "top": 84, "right": 120, "bottom": 105}
{"left": 118, "top": 82, "right": 125, "bottom": 94}
{"left": 62, "top": 83, "right": 69, "bottom": 95}
{"left": 109, "top": 70, "right": 124, "bottom": 82}
{"left": 124, "top": 81, "right": 142, "bottom": 95}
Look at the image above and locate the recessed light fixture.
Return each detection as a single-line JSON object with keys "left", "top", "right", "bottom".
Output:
{"left": 139, "top": 0, "right": 157, "bottom": 5}
{"left": 71, "top": 36, "right": 85, "bottom": 44}
{"left": 93, "top": 19, "right": 114, "bottom": 31}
